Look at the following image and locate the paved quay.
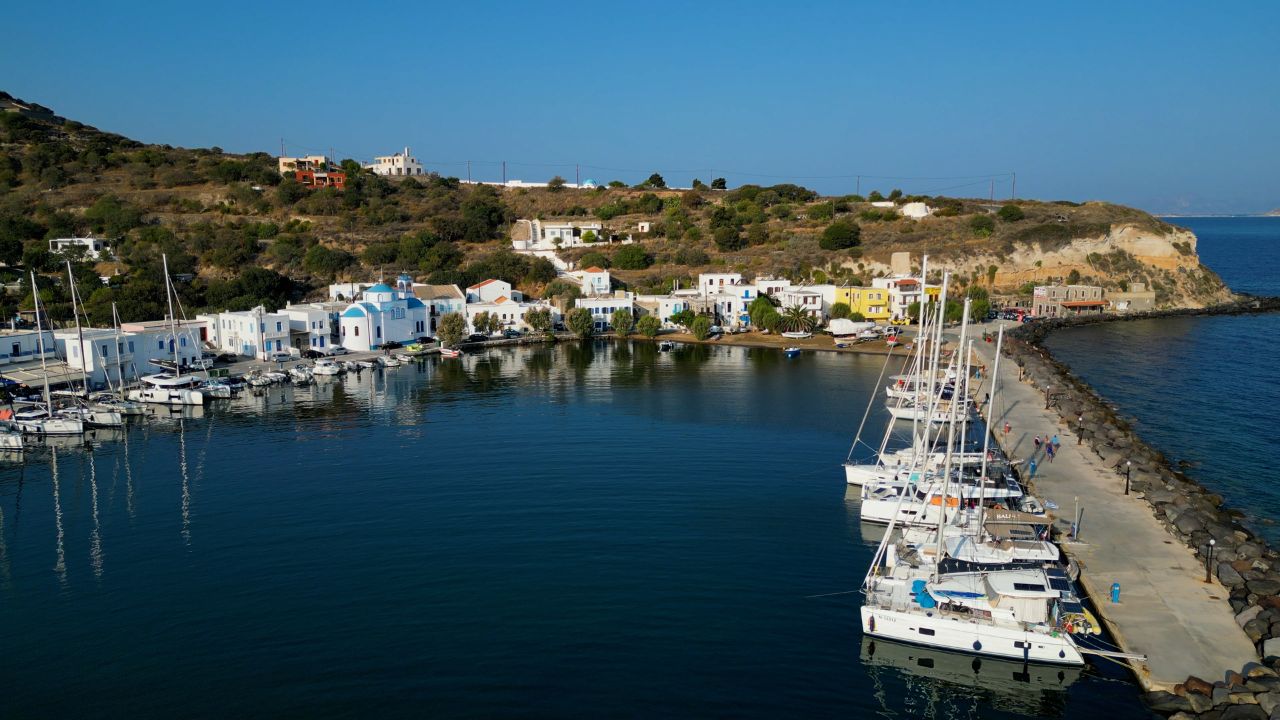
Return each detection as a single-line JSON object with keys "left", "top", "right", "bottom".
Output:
{"left": 971, "top": 333, "right": 1258, "bottom": 691}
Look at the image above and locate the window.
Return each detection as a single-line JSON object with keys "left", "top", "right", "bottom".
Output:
{"left": 102, "top": 344, "right": 110, "bottom": 357}
{"left": 158, "top": 340, "right": 164, "bottom": 350}
{"left": 128, "top": 341, "right": 134, "bottom": 353}
{"left": 260, "top": 323, "right": 265, "bottom": 333}
{"left": 276, "top": 321, "right": 282, "bottom": 332}
{"left": 180, "top": 337, "right": 187, "bottom": 347}
{"left": 918, "top": 628, "right": 936, "bottom": 636}
{"left": 376, "top": 326, "right": 381, "bottom": 339}
{"left": 354, "top": 327, "right": 359, "bottom": 336}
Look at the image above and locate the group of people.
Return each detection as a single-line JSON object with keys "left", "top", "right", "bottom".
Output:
{"left": 1001, "top": 421, "right": 1060, "bottom": 480}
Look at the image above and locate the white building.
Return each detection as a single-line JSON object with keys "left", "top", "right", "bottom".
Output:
{"left": 412, "top": 284, "right": 467, "bottom": 335}
{"left": 365, "top": 147, "right": 425, "bottom": 177}
{"left": 466, "top": 278, "right": 522, "bottom": 304}
{"left": 203, "top": 306, "right": 292, "bottom": 360}
{"left": 634, "top": 295, "right": 689, "bottom": 327}
{"left": 754, "top": 277, "right": 793, "bottom": 297}
{"left": 119, "top": 319, "right": 208, "bottom": 369}
{"left": 329, "top": 282, "right": 373, "bottom": 302}
{"left": 54, "top": 327, "right": 150, "bottom": 388}
{"left": 779, "top": 288, "right": 824, "bottom": 319}
{"left": 282, "top": 303, "right": 343, "bottom": 354}
{"left": 698, "top": 272, "right": 743, "bottom": 296}
{"left": 466, "top": 298, "right": 558, "bottom": 334}
{"left": 575, "top": 294, "right": 635, "bottom": 332}
{"left": 872, "top": 276, "right": 934, "bottom": 320}
{"left": 571, "top": 266, "right": 611, "bottom": 297}
{"left": 338, "top": 275, "right": 429, "bottom": 351}
{"left": 900, "top": 202, "right": 934, "bottom": 219}
{"left": 513, "top": 219, "right": 629, "bottom": 251}
{"left": 48, "top": 236, "right": 109, "bottom": 260}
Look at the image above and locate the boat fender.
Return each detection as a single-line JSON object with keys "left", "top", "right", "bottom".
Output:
{"left": 972, "top": 640, "right": 982, "bottom": 651}
{"left": 869, "top": 615, "right": 875, "bottom": 633}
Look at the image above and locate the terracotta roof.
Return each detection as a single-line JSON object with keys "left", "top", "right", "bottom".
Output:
{"left": 467, "top": 278, "right": 501, "bottom": 289}
{"left": 584, "top": 266, "right": 606, "bottom": 273}
{"left": 491, "top": 295, "right": 509, "bottom": 304}
{"left": 1061, "top": 300, "right": 1106, "bottom": 308}
{"left": 412, "top": 284, "right": 465, "bottom": 301}
{"left": 896, "top": 278, "right": 919, "bottom": 286}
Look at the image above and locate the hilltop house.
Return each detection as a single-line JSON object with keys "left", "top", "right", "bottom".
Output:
{"left": 277, "top": 154, "right": 344, "bottom": 189}
{"left": 570, "top": 267, "right": 611, "bottom": 297}
{"left": 338, "top": 275, "right": 429, "bottom": 351}
{"left": 48, "top": 236, "right": 109, "bottom": 260}
{"left": 365, "top": 147, "right": 424, "bottom": 176}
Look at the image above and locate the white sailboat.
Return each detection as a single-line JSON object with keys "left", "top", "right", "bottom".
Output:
{"left": 60, "top": 261, "right": 124, "bottom": 428}
{"left": 128, "top": 255, "right": 203, "bottom": 406}
{"left": 16, "top": 273, "right": 84, "bottom": 436}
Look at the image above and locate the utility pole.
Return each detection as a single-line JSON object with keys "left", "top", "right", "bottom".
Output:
{"left": 1011, "top": 172, "right": 1017, "bottom": 200}
{"left": 502, "top": 161, "right": 506, "bottom": 185}
{"left": 575, "top": 163, "right": 580, "bottom": 187}
{"left": 467, "top": 160, "right": 471, "bottom": 183}
{"left": 856, "top": 175, "right": 861, "bottom": 195}
{"left": 990, "top": 179, "right": 995, "bottom": 201}
{"left": 280, "top": 138, "right": 285, "bottom": 158}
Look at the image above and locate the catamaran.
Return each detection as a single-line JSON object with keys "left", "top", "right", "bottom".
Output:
{"left": 128, "top": 255, "right": 203, "bottom": 406}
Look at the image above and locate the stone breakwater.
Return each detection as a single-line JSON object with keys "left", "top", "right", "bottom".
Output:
{"left": 1004, "top": 296, "right": 1280, "bottom": 718}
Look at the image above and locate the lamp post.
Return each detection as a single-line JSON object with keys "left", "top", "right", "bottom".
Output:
{"left": 1206, "top": 539, "right": 1216, "bottom": 583}
{"left": 1077, "top": 415, "right": 1084, "bottom": 444}
{"left": 1045, "top": 386, "right": 1052, "bottom": 409}
{"left": 1125, "top": 460, "right": 1132, "bottom": 496}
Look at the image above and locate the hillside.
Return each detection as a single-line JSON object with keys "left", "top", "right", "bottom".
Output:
{"left": 0, "top": 92, "right": 1233, "bottom": 325}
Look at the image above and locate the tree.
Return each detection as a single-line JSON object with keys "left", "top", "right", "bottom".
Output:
{"left": 966, "top": 286, "right": 991, "bottom": 319}
{"left": 819, "top": 219, "right": 861, "bottom": 250}
{"left": 778, "top": 306, "right": 817, "bottom": 333}
{"left": 867, "top": 190, "right": 885, "bottom": 202}
{"left": 578, "top": 250, "right": 609, "bottom": 269}
{"left": 303, "top": 244, "right": 355, "bottom": 278}
{"left": 1067, "top": 269, "right": 1082, "bottom": 285}
{"left": 713, "top": 226, "right": 744, "bottom": 251}
{"left": 690, "top": 315, "right": 712, "bottom": 340}
{"left": 642, "top": 173, "right": 666, "bottom": 189}
{"left": 566, "top": 307, "right": 594, "bottom": 337}
{"left": 970, "top": 214, "right": 995, "bottom": 237}
{"left": 887, "top": 189, "right": 903, "bottom": 201}
{"left": 580, "top": 230, "right": 597, "bottom": 243}
{"left": 525, "top": 308, "right": 553, "bottom": 334}
{"left": 473, "top": 311, "right": 498, "bottom": 335}
{"left": 711, "top": 177, "right": 727, "bottom": 190}
{"left": 830, "top": 301, "right": 852, "bottom": 319}
{"left": 612, "top": 244, "right": 652, "bottom": 270}
{"left": 438, "top": 312, "right": 466, "bottom": 348}
{"left": 669, "top": 309, "right": 695, "bottom": 327}
{"left": 759, "top": 309, "right": 782, "bottom": 333}
{"left": 987, "top": 264, "right": 999, "bottom": 286}
{"left": 691, "top": 178, "right": 708, "bottom": 190}
{"left": 637, "top": 315, "right": 662, "bottom": 338}
{"left": 548, "top": 175, "right": 567, "bottom": 192}
{"left": 748, "top": 294, "right": 778, "bottom": 327}
{"left": 997, "top": 204, "right": 1025, "bottom": 222}
{"left": 611, "top": 308, "right": 634, "bottom": 336}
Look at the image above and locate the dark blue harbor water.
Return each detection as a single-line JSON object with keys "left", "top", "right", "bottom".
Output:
{"left": 1049, "top": 216, "right": 1280, "bottom": 541}
{"left": 0, "top": 342, "right": 1142, "bottom": 717}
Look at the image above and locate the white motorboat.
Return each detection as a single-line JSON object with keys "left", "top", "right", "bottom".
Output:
{"left": 288, "top": 365, "right": 313, "bottom": 384}
{"left": 129, "top": 373, "right": 204, "bottom": 406}
{"left": 59, "top": 405, "right": 124, "bottom": 428}
{"left": 357, "top": 360, "right": 378, "bottom": 370}
{"left": 312, "top": 358, "right": 343, "bottom": 376}
{"left": 439, "top": 348, "right": 462, "bottom": 358}
{"left": 394, "top": 353, "right": 415, "bottom": 363}
{"left": 781, "top": 331, "right": 812, "bottom": 339}
{"left": 88, "top": 392, "right": 146, "bottom": 416}
{"left": 377, "top": 355, "right": 401, "bottom": 368}
{"left": 342, "top": 360, "right": 360, "bottom": 371}
{"left": 199, "top": 380, "right": 234, "bottom": 399}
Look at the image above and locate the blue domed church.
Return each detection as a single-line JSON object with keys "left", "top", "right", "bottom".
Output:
{"left": 338, "top": 274, "right": 428, "bottom": 351}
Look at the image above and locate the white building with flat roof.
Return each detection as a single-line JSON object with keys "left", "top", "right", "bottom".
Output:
{"left": 698, "top": 272, "right": 743, "bottom": 296}
{"left": 203, "top": 306, "right": 292, "bottom": 360}
{"left": 282, "top": 303, "right": 340, "bottom": 353}
{"left": 571, "top": 266, "right": 611, "bottom": 297}
{"left": 365, "top": 147, "right": 424, "bottom": 177}
{"left": 634, "top": 295, "right": 689, "bottom": 328}
{"left": 48, "top": 236, "right": 110, "bottom": 260}
{"left": 575, "top": 294, "right": 635, "bottom": 332}
{"left": 466, "top": 298, "right": 558, "bottom": 334}
{"left": 779, "top": 288, "right": 824, "bottom": 319}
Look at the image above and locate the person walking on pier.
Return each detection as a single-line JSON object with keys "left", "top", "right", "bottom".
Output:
{"left": 1051, "top": 433, "right": 1060, "bottom": 449}
{"left": 1003, "top": 421, "right": 1011, "bottom": 437}
{"left": 1046, "top": 443, "right": 1056, "bottom": 463}
{"left": 1034, "top": 435, "right": 1042, "bottom": 453}
{"left": 1028, "top": 458, "right": 1038, "bottom": 479}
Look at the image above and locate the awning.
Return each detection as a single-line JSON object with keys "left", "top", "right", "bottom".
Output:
{"left": 1061, "top": 300, "right": 1106, "bottom": 308}
{"left": 0, "top": 360, "right": 83, "bottom": 388}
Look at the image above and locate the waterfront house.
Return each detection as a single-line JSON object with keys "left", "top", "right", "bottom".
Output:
{"left": 778, "top": 288, "right": 824, "bottom": 320}
{"left": 466, "top": 297, "right": 558, "bottom": 334}
{"left": 48, "top": 236, "right": 110, "bottom": 260}
{"left": 698, "top": 272, "right": 743, "bottom": 296}
{"left": 54, "top": 327, "right": 144, "bottom": 388}
{"left": 119, "top": 319, "right": 208, "bottom": 369}
{"left": 570, "top": 267, "right": 611, "bottom": 297}
{"left": 1107, "top": 282, "right": 1157, "bottom": 313}
{"left": 411, "top": 284, "right": 467, "bottom": 335}
{"left": 575, "top": 293, "right": 635, "bottom": 332}
{"left": 833, "top": 286, "right": 892, "bottom": 322}
{"left": 364, "top": 147, "right": 424, "bottom": 176}
{"left": 754, "top": 277, "right": 793, "bottom": 298}
{"left": 338, "top": 275, "right": 429, "bottom": 351}
{"left": 872, "top": 276, "right": 939, "bottom": 321}
{"left": 0, "top": 327, "right": 83, "bottom": 389}
{"left": 203, "top": 306, "right": 292, "bottom": 360}
{"left": 282, "top": 302, "right": 345, "bottom": 353}
{"left": 634, "top": 295, "right": 688, "bottom": 327}
{"left": 466, "top": 278, "right": 522, "bottom": 304}
{"left": 1033, "top": 285, "right": 1106, "bottom": 318}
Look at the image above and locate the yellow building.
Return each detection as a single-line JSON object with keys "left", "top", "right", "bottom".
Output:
{"left": 833, "top": 287, "right": 892, "bottom": 322}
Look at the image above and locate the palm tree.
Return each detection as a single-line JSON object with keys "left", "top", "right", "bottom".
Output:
{"left": 778, "top": 305, "right": 816, "bottom": 333}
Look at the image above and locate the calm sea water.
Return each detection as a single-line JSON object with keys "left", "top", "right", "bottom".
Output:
{"left": 0, "top": 342, "right": 1142, "bottom": 718}
{"left": 1048, "top": 216, "right": 1280, "bottom": 541}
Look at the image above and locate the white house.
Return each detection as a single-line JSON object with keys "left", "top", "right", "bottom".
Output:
{"left": 411, "top": 284, "right": 467, "bottom": 335}
{"left": 54, "top": 327, "right": 151, "bottom": 388}
{"left": 119, "top": 319, "right": 208, "bottom": 369}
{"left": 338, "top": 275, "right": 429, "bottom": 351}
{"left": 329, "top": 282, "right": 373, "bottom": 302}
{"left": 466, "top": 278, "right": 522, "bottom": 304}
{"left": 870, "top": 201, "right": 896, "bottom": 209}
{"left": 48, "top": 237, "right": 109, "bottom": 260}
{"left": 203, "top": 306, "right": 292, "bottom": 360}
{"left": 281, "top": 303, "right": 337, "bottom": 353}
{"left": 779, "top": 288, "right": 824, "bottom": 319}
{"left": 365, "top": 147, "right": 425, "bottom": 176}
{"left": 900, "top": 202, "right": 934, "bottom": 219}
{"left": 571, "top": 266, "right": 611, "bottom": 297}
{"left": 872, "top": 276, "right": 935, "bottom": 320}
{"left": 575, "top": 294, "right": 635, "bottom": 332}
{"left": 634, "top": 295, "right": 688, "bottom": 327}
{"left": 698, "top": 272, "right": 743, "bottom": 296}
{"left": 466, "top": 298, "right": 557, "bottom": 334}
{"left": 754, "top": 277, "right": 793, "bottom": 297}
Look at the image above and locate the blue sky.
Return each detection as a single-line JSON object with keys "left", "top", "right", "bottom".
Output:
{"left": 4, "top": 2, "right": 1277, "bottom": 213}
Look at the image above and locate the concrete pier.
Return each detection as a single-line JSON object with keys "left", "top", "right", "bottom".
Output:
{"left": 971, "top": 335, "right": 1258, "bottom": 691}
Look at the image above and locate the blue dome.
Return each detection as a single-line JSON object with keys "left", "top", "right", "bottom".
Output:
{"left": 365, "top": 283, "right": 395, "bottom": 294}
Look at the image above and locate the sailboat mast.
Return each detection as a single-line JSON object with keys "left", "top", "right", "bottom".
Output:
{"left": 111, "top": 302, "right": 125, "bottom": 393}
{"left": 29, "top": 272, "right": 53, "bottom": 411}
{"left": 977, "top": 325, "right": 1004, "bottom": 531}
{"left": 162, "top": 254, "right": 181, "bottom": 378}
{"left": 932, "top": 298, "right": 971, "bottom": 583}
{"left": 911, "top": 256, "right": 929, "bottom": 444}
{"left": 66, "top": 261, "right": 90, "bottom": 394}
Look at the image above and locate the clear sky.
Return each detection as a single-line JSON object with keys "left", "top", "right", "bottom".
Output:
{"left": 4, "top": 1, "right": 1277, "bottom": 214}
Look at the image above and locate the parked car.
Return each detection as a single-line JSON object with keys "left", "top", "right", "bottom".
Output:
{"left": 415, "top": 336, "right": 437, "bottom": 345}
{"left": 327, "top": 345, "right": 349, "bottom": 355}
{"left": 381, "top": 340, "right": 404, "bottom": 350}
{"left": 466, "top": 333, "right": 489, "bottom": 343}
{"left": 302, "top": 349, "right": 325, "bottom": 360}
{"left": 553, "top": 322, "right": 566, "bottom": 331}
{"left": 503, "top": 329, "right": 523, "bottom": 339}
{"left": 215, "top": 352, "right": 238, "bottom": 363}
{"left": 190, "top": 357, "right": 214, "bottom": 370}
{"left": 268, "top": 350, "right": 293, "bottom": 362}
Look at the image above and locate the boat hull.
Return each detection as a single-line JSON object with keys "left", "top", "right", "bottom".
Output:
{"left": 128, "top": 388, "right": 204, "bottom": 406}
{"left": 860, "top": 605, "right": 1084, "bottom": 666}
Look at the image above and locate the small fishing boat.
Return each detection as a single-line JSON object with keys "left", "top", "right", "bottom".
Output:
{"left": 378, "top": 355, "right": 401, "bottom": 368}
{"left": 312, "top": 358, "right": 343, "bottom": 376}
{"left": 439, "top": 348, "right": 462, "bottom": 358}
{"left": 199, "top": 380, "right": 234, "bottom": 399}
{"left": 783, "top": 347, "right": 801, "bottom": 358}
{"left": 395, "top": 353, "right": 415, "bottom": 363}
{"left": 357, "top": 359, "right": 378, "bottom": 370}
{"left": 781, "top": 331, "right": 812, "bottom": 339}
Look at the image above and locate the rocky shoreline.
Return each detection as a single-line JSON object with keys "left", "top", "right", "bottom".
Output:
{"left": 1003, "top": 296, "right": 1280, "bottom": 718}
